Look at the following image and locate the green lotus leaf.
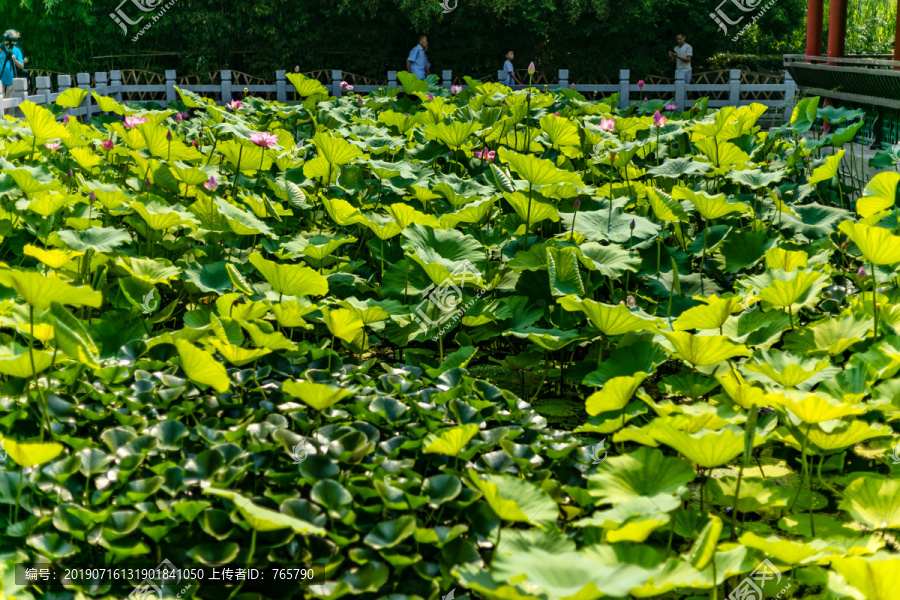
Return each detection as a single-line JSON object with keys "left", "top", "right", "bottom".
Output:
{"left": 673, "top": 186, "right": 747, "bottom": 220}
{"left": 207, "top": 339, "right": 270, "bottom": 367}
{"left": 539, "top": 114, "right": 581, "bottom": 147}
{"left": 547, "top": 246, "right": 585, "bottom": 297}
{"left": 757, "top": 269, "right": 830, "bottom": 312}
{"left": 803, "top": 421, "right": 891, "bottom": 453}
{"left": 424, "top": 121, "right": 482, "bottom": 149}
{"left": 57, "top": 226, "right": 131, "bottom": 253}
{"left": 203, "top": 487, "right": 326, "bottom": 534}
{"left": 50, "top": 302, "right": 100, "bottom": 368}
{"left": 503, "top": 191, "right": 560, "bottom": 225}
{"left": 790, "top": 96, "right": 820, "bottom": 133}
{"left": 467, "top": 471, "right": 558, "bottom": 527}
{"left": 284, "top": 72, "right": 328, "bottom": 97}
{"left": 647, "top": 187, "right": 690, "bottom": 222}
{"left": 55, "top": 87, "right": 88, "bottom": 108}
{"left": 587, "top": 446, "right": 695, "bottom": 505}
{"left": 322, "top": 307, "right": 365, "bottom": 346}
{"left": 573, "top": 496, "right": 676, "bottom": 542}
{"left": 650, "top": 425, "right": 755, "bottom": 468}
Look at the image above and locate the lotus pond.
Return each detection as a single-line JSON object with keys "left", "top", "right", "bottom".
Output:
{"left": 2, "top": 72, "right": 900, "bottom": 600}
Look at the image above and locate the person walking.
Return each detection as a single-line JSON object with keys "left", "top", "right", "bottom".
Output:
{"left": 406, "top": 36, "right": 430, "bottom": 81}
{"left": 668, "top": 33, "right": 692, "bottom": 84}
{"left": 503, "top": 50, "right": 523, "bottom": 86}
{"left": 0, "top": 30, "right": 24, "bottom": 99}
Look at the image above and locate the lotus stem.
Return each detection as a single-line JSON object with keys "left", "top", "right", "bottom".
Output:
{"left": 730, "top": 462, "right": 744, "bottom": 540}
{"left": 787, "top": 422, "right": 812, "bottom": 512}
{"left": 871, "top": 262, "right": 878, "bottom": 339}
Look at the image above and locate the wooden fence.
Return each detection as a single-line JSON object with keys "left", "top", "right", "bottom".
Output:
{"left": 0, "top": 68, "right": 798, "bottom": 121}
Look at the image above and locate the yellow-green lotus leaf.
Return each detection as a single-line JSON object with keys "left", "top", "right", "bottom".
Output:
{"left": 558, "top": 295, "right": 661, "bottom": 335}
{"left": 757, "top": 269, "right": 829, "bottom": 311}
{"left": 466, "top": 471, "right": 559, "bottom": 527}
{"left": 738, "top": 531, "right": 840, "bottom": 566}
{"left": 116, "top": 256, "right": 181, "bottom": 286}
{"left": 831, "top": 555, "right": 900, "bottom": 600}
{"left": 281, "top": 380, "right": 354, "bottom": 411}
{"left": 208, "top": 339, "right": 271, "bottom": 367}
{"left": 857, "top": 172, "right": 900, "bottom": 218}
{"left": 23, "top": 245, "right": 84, "bottom": 270}
{"left": 660, "top": 332, "right": 750, "bottom": 367}
{"left": 715, "top": 370, "right": 766, "bottom": 410}
{"left": 586, "top": 373, "right": 648, "bottom": 416}
{"left": 647, "top": 188, "right": 689, "bottom": 223}
{"left": 806, "top": 421, "right": 891, "bottom": 453}
{"left": 764, "top": 390, "right": 863, "bottom": 424}
{"left": 673, "top": 186, "right": 748, "bottom": 220}
{"left": 743, "top": 352, "right": 832, "bottom": 387}
{"left": 686, "top": 515, "right": 723, "bottom": 570}
{"left": 271, "top": 301, "right": 316, "bottom": 329}
{"left": 248, "top": 254, "right": 329, "bottom": 298}
{"left": 839, "top": 478, "right": 900, "bottom": 530}
{"left": 0, "top": 343, "right": 54, "bottom": 378}
{"left": 0, "top": 270, "right": 101, "bottom": 309}
{"left": 650, "top": 425, "right": 752, "bottom": 468}
{"left": 765, "top": 247, "right": 808, "bottom": 272}
{"left": 424, "top": 424, "right": 480, "bottom": 456}
{"left": 674, "top": 295, "right": 742, "bottom": 331}
{"left": 809, "top": 150, "right": 845, "bottom": 185}
{"left": 175, "top": 339, "right": 229, "bottom": 392}
{"left": 839, "top": 221, "right": 900, "bottom": 265}
{"left": 2, "top": 439, "right": 64, "bottom": 467}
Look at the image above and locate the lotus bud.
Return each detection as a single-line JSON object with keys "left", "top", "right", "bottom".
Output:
{"left": 101, "top": 139, "right": 114, "bottom": 151}
{"left": 573, "top": 198, "right": 581, "bottom": 210}
{"left": 857, "top": 266, "right": 867, "bottom": 280}
{"left": 554, "top": 112, "right": 560, "bottom": 117}
{"left": 637, "top": 80, "right": 645, "bottom": 89}
{"left": 570, "top": 83, "right": 575, "bottom": 90}
{"left": 145, "top": 178, "right": 151, "bottom": 188}
{"left": 357, "top": 97, "right": 363, "bottom": 105}
{"left": 526, "top": 93, "right": 531, "bottom": 102}
{"left": 67, "top": 169, "right": 73, "bottom": 179}
{"left": 175, "top": 112, "right": 183, "bottom": 123}
{"left": 191, "top": 140, "right": 198, "bottom": 147}
{"left": 63, "top": 114, "right": 70, "bottom": 125}
{"left": 626, "top": 295, "right": 637, "bottom": 309}
{"left": 543, "top": 85, "right": 547, "bottom": 93}
{"left": 630, "top": 219, "right": 636, "bottom": 231}
{"left": 166, "top": 129, "right": 173, "bottom": 141}
{"left": 528, "top": 61, "right": 536, "bottom": 75}
{"left": 243, "top": 87, "right": 249, "bottom": 94}
{"left": 427, "top": 93, "right": 434, "bottom": 99}
{"left": 294, "top": 66, "right": 300, "bottom": 72}
{"left": 841, "top": 241, "right": 849, "bottom": 251}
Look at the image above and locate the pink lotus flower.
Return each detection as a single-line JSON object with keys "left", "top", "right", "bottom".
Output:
{"left": 175, "top": 112, "right": 185, "bottom": 123}
{"left": 664, "top": 103, "right": 677, "bottom": 111}
{"left": 249, "top": 131, "right": 279, "bottom": 148}
{"left": 227, "top": 100, "right": 243, "bottom": 110}
{"left": 857, "top": 266, "right": 867, "bottom": 280}
{"left": 473, "top": 147, "right": 496, "bottom": 162}
{"left": 527, "top": 61, "right": 536, "bottom": 75}
{"left": 643, "top": 97, "right": 648, "bottom": 102}
{"left": 44, "top": 142, "right": 61, "bottom": 151}
{"left": 294, "top": 66, "right": 300, "bottom": 72}
{"left": 340, "top": 81, "right": 354, "bottom": 90}
{"left": 124, "top": 115, "right": 147, "bottom": 128}
{"left": 653, "top": 110, "right": 666, "bottom": 128}
{"left": 203, "top": 176, "right": 219, "bottom": 191}
{"left": 191, "top": 140, "right": 198, "bottom": 147}
{"left": 427, "top": 93, "right": 434, "bottom": 100}
{"left": 101, "top": 139, "right": 114, "bottom": 151}
{"left": 599, "top": 117, "right": 615, "bottom": 132}
{"left": 451, "top": 85, "right": 462, "bottom": 95}
{"left": 554, "top": 112, "right": 560, "bottom": 117}
{"left": 62, "top": 114, "right": 70, "bottom": 125}
{"left": 637, "top": 80, "right": 645, "bottom": 89}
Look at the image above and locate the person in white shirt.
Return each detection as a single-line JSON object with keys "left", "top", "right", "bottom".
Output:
{"left": 668, "top": 34, "right": 692, "bottom": 84}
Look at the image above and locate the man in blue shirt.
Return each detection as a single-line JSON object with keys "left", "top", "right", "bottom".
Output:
{"left": 0, "top": 30, "right": 24, "bottom": 100}
{"left": 406, "top": 36, "right": 430, "bottom": 81}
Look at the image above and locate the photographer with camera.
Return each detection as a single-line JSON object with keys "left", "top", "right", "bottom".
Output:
{"left": 0, "top": 30, "right": 25, "bottom": 100}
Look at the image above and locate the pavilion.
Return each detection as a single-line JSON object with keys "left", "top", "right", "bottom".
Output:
{"left": 783, "top": 0, "right": 900, "bottom": 147}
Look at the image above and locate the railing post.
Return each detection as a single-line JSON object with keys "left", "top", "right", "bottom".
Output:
{"left": 675, "top": 71, "right": 686, "bottom": 110}
{"left": 783, "top": 70, "right": 797, "bottom": 123}
{"left": 221, "top": 70, "right": 232, "bottom": 105}
{"left": 388, "top": 71, "right": 397, "bottom": 88}
{"left": 110, "top": 70, "right": 123, "bottom": 101}
{"left": 619, "top": 69, "right": 630, "bottom": 109}
{"left": 332, "top": 70, "right": 342, "bottom": 97}
{"left": 276, "top": 70, "right": 287, "bottom": 103}
{"left": 12, "top": 78, "right": 28, "bottom": 118}
{"left": 77, "top": 73, "right": 91, "bottom": 119}
{"left": 497, "top": 69, "right": 506, "bottom": 85}
{"left": 558, "top": 69, "right": 569, "bottom": 89}
{"left": 94, "top": 72, "right": 108, "bottom": 112}
{"left": 442, "top": 70, "right": 452, "bottom": 90}
{"left": 165, "top": 69, "right": 176, "bottom": 104}
{"left": 729, "top": 69, "right": 741, "bottom": 105}
{"left": 35, "top": 76, "right": 51, "bottom": 105}
{"left": 58, "top": 75, "right": 73, "bottom": 119}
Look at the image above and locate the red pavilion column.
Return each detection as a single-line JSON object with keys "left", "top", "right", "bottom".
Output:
{"left": 827, "top": 0, "right": 848, "bottom": 65}
{"left": 894, "top": 2, "right": 900, "bottom": 63}
{"left": 806, "top": 0, "right": 824, "bottom": 58}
